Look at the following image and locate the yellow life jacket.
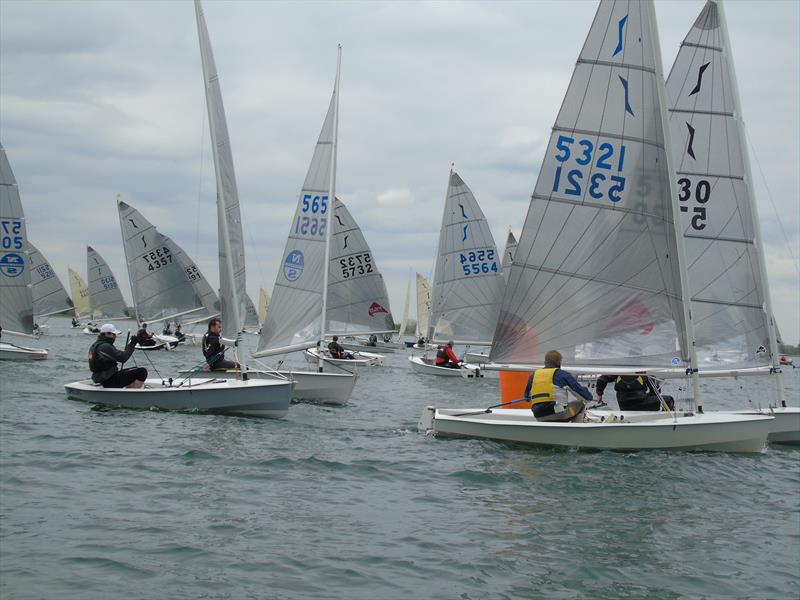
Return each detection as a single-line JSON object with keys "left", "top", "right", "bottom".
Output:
{"left": 530, "top": 368, "right": 558, "bottom": 405}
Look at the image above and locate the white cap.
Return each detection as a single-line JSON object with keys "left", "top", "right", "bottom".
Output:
{"left": 100, "top": 323, "right": 121, "bottom": 335}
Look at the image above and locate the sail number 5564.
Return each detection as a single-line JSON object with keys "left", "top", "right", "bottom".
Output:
{"left": 551, "top": 135, "right": 627, "bottom": 203}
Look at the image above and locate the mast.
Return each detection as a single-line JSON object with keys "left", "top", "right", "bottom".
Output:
{"left": 715, "top": 0, "right": 785, "bottom": 405}
{"left": 117, "top": 194, "right": 139, "bottom": 325}
{"left": 318, "top": 45, "right": 341, "bottom": 372}
{"left": 647, "top": 0, "right": 701, "bottom": 410}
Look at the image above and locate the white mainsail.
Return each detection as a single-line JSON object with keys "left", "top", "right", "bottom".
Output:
{"left": 327, "top": 197, "right": 394, "bottom": 335}
{"left": 87, "top": 245, "right": 128, "bottom": 319}
{"left": 68, "top": 267, "right": 91, "bottom": 319}
{"left": 29, "top": 242, "right": 73, "bottom": 318}
{"left": 666, "top": 0, "right": 780, "bottom": 373}
{"left": 118, "top": 200, "right": 216, "bottom": 323}
{"left": 415, "top": 272, "right": 431, "bottom": 339}
{"left": 195, "top": 0, "right": 247, "bottom": 336}
{"left": 255, "top": 69, "right": 339, "bottom": 357}
{"left": 490, "top": 0, "right": 696, "bottom": 371}
{"left": 257, "top": 288, "right": 270, "bottom": 328}
{"left": 0, "top": 143, "right": 34, "bottom": 336}
{"left": 427, "top": 171, "right": 503, "bottom": 345}
{"left": 501, "top": 230, "right": 517, "bottom": 284}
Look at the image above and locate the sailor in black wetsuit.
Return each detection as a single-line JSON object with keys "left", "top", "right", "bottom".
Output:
{"left": 202, "top": 318, "right": 239, "bottom": 370}
{"left": 136, "top": 323, "right": 157, "bottom": 347}
{"left": 595, "top": 374, "right": 675, "bottom": 411}
{"left": 88, "top": 324, "right": 147, "bottom": 388}
{"left": 327, "top": 335, "right": 354, "bottom": 359}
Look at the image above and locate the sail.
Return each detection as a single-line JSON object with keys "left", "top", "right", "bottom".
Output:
{"left": 195, "top": 0, "right": 247, "bottom": 335}
{"left": 86, "top": 246, "right": 128, "bottom": 319}
{"left": 118, "top": 200, "right": 216, "bottom": 323}
{"left": 666, "top": 0, "right": 773, "bottom": 369}
{"left": 501, "top": 230, "right": 517, "bottom": 283}
{"left": 327, "top": 197, "right": 394, "bottom": 334}
{"left": 29, "top": 242, "right": 73, "bottom": 318}
{"left": 244, "top": 294, "right": 259, "bottom": 328}
{"left": 399, "top": 270, "right": 411, "bottom": 336}
{"left": 490, "top": 0, "right": 690, "bottom": 368}
{"left": 0, "top": 143, "right": 34, "bottom": 335}
{"left": 68, "top": 267, "right": 91, "bottom": 318}
{"left": 428, "top": 171, "right": 503, "bottom": 345}
{"left": 415, "top": 273, "right": 431, "bottom": 338}
{"left": 256, "top": 87, "right": 337, "bottom": 355}
{"left": 257, "top": 288, "right": 269, "bottom": 327}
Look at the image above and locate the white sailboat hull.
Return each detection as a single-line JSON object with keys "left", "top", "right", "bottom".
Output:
{"left": 419, "top": 407, "right": 772, "bottom": 453}
{"left": 64, "top": 377, "right": 292, "bottom": 418}
{"left": 183, "top": 369, "right": 356, "bottom": 405}
{"left": 730, "top": 407, "right": 800, "bottom": 445}
{"left": 341, "top": 341, "right": 396, "bottom": 354}
{"left": 304, "top": 347, "right": 383, "bottom": 367}
{"left": 408, "top": 355, "right": 482, "bottom": 378}
{"left": 0, "top": 341, "right": 48, "bottom": 361}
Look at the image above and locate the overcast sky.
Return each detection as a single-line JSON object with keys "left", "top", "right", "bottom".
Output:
{"left": 1, "top": 0, "right": 798, "bottom": 342}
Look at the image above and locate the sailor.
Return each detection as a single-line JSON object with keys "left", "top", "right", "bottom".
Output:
{"left": 162, "top": 321, "right": 173, "bottom": 336}
{"left": 202, "top": 318, "right": 239, "bottom": 370}
{"left": 71, "top": 317, "right": 80, "bottom": 328}
{"left": 417, "top": 336, "right": 427, "bottom": 347}
{"left": 88, "top": 323, "right": 147, "bottom": 388}
{"left": 595, "top": 374, "right": 675, "bottom": 411}
{"left": 135, "top": 323, "right": 156, "bottom": 347}
{"left": 174, "top": 324, "right": 185, "bottom": 342}
{"left": 367, "top": 334, "right": 378, "bottom": 347}
{"left": 328, "top": 335, "right": 354, "bottom": 360}
{"left": 524, "top": 350, "right": 593, "bottom": 422}
{"left": 435, "top": 341, "right": 462, "bottom": 369}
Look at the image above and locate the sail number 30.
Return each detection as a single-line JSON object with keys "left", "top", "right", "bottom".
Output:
{"left": 677, "top": 178, "right": 711, "bottom": 230}
{"left": 551, "top": 135, "right": 627, "bottom": 203}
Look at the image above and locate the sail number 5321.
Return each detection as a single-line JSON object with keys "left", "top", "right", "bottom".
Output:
{"left": 551, "top": 135, "right": 627, "bottom": 203}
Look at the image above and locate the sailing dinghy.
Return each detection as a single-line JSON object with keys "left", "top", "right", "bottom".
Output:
{"left": 64, "top": 1, "right": 292, "bottom": 417}
{"left": 665, "top": 0, "right": 797, "bottom": 444}
{"left": 0, "top": 143, "right": 47, "bottom": 360}
{"left": 420, "top": 0, "right": 773, "bottom": 452}
{"left": 410, "top": 170, "right": 502, "bottom": 377}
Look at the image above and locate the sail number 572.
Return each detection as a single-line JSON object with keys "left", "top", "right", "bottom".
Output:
{"left": 551, "top": 135, "right": 627, "bottom": 203}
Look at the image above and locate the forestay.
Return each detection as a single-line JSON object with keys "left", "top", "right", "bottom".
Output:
{"left": 415, "top": 273, "right": 431, "bottom": 339}
{"left": 195, "top": 0, "right": 247, "bottom": 335}
{"left": 666, "top": 0, "right": 776, "bottom": 371}
{"left": 68, "top": 267, "right": 91, "bottom": 318}
{"left": 327, "top": 198, "right": 394, "bottom": 335}
{"left": 0, "top": 143, "right": 34, "bottom": 335}
{"left": 501, "top": 230, "right": 517, "bottom": 284}
{"left": 87, "top": 246, "right": 128, "bottom": 319}
{"left": 428, "top": 171, "right": 503, "bottom": 345}
{"left": 118, "top": 200, "right": 216, "bottom": 323}
{"left": 490, "top": 0, "right": 692, "bottom": 369}
{"left": 256, "top": 88, "right": 337, "bottom": 356}
{"left": 29, "top": 242, "right": 73, "bottom": 318}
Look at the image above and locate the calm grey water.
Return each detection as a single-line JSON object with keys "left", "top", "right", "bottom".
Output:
{"left": 1, "top": 317, "right": 798, "bottom": 599}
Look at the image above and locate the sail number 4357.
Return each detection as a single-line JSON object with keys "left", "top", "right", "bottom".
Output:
{"left": 142, "top": 246, "right": 173, "bottom": 271}
{"left": 551, "top": 135, "right": 627, "bottom": 203}
{"left": 460, "top": 249, "right": 498, "bottom": 276}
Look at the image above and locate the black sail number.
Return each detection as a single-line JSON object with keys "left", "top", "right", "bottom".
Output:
{"left": 678, "top": 178, "right": 711, "bottom": 231}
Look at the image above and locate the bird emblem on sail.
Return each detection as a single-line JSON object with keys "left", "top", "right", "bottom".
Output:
{"left": 368, "top": 302, "right": 387, "bottom": 317}
{"left": 607, "top": 298, "right": 654, "bottom": 335}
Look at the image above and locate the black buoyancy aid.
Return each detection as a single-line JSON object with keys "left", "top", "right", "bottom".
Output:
{"left": 615, "top": 375, "right": 646, "bottom": 392}
{"left": 435, "top": 346, "right": 448, "bottom": 364}
{"left": 88, "top": 339, "right": 118, "bottom": 382}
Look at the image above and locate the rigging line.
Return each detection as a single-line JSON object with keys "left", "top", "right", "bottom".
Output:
{"left": 743, "top": 126, "right": 799, "bottom": 275}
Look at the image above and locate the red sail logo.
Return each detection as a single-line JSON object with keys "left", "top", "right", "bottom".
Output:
{"left": 608, "top": 298, "right": 654, "bottom": 335}
{"left": 368, "top": 302, "right": 387, "bottom": 317}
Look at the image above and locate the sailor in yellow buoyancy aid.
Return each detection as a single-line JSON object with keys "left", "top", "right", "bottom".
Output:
{"left": 523, "top": 350, "right": 594, "bottom": 422}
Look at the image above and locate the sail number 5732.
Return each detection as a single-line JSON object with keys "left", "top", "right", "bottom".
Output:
{"left": 551, "top": 135, "right": 627, "bottom": 203}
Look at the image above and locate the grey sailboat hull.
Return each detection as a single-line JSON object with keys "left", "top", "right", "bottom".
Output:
{"left": 64, "top": 377, "right": 292, "bottom": 418}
